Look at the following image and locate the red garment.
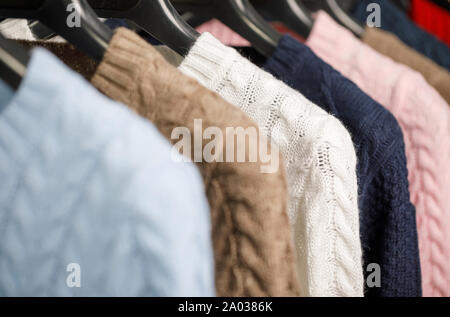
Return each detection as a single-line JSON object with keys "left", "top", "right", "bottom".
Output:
{"left": 410, "top": 0, "right": 450, "bottom": 46}
{"left": 271, "top": 22, "right": 305, "bottom": 43}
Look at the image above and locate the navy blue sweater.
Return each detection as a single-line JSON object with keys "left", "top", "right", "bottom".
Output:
{"left": 352, "top": 0, "right": 450, "bottom": 71}
{"left": 263, "top": 35, "right": 421, "bottom": 297}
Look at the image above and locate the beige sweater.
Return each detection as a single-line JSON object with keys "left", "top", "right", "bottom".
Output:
{"left": 363, "top": 27, "right": 450, "bottom": 105}
{"left": 69, "top": 28, "right": 298, "bottom": 297}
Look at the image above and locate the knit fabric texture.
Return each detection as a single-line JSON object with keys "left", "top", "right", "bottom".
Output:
{"left": 176, "top": 32, "right": 364, "bottom": 297}
{"left": 264, "top": 20, "right": 421, "bottom": 297}
{"left": 0, "top": 18, "right": 66, "bottom": 42}
{"left": 362, "top": 27, "right": 450, "bottom": 105}
{"left": 16, "top": 40, "right": 98, "bottom": 81}
{"left": 0, "top": 48, "right": 215, "bottom": 296}
{"left": 0, "top": 19, "right": 35, "bottom": 41}
{"left": 90, "top": 28, "right": 300, "bottom": 297}
{"left": 352, "top": 0, "right": 450, "bottom": 71}
{"left": 196, "top": 19, "right": 250, "bottom": 47}
{"left": 307, "top": 12, "right": 450, "bottom": 297}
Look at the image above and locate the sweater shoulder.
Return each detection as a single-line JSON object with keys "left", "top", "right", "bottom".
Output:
{"left": 92, "top": 30, "right": 301, "bottom": 297}
{"left": 178, "top": 36, "right": 365, "bottom": 296}
{"left": 0, "top": 49, "right": 214, "bottom": 297}
{"left": 264, "top": 37, "right": 404, "bottom": 184}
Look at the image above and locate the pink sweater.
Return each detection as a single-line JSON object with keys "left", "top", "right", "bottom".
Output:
{"left": 196, "top": 19, "right": 250, "bottom": 47}
{"left": 307, "top": 11, "right": 450, "bottom": 297}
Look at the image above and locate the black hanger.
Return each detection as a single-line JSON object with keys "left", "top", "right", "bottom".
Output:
{"left": 28, "top": 19, "right": 60, "bottom": 41}
{"left": 86, "top": 0, "right": 199, "bottom": 57}
{"left": 300, "top": 0, "right": 365, "bottom": 37}
{"left": 429, "top": 0, "right": 450, "bottom": 12}
{"left": 172, "top": 0, "right": 282, "bottom": 57}
{"left": 179, "top": 11, "right": 211, "bottom": 29}
{"left": 0, "top": 33, "right": 30, "bottom": 90}
{"left": 251, "top": 0, "right": 313, "bottom": 39}
{"left": 0, "top": 0, "right": 112, "bottom": 61}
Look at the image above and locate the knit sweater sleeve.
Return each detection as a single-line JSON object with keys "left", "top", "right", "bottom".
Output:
{"left": 0, "top": 49, "right": 215, "bottom": 297}
{"left": 361, "top": 147, "right": 421, "bottom": 297}
{"left": 177, "top": 33, "right": 364, "bottom": 297}
{"left": 307, "top": 13, "right": 450, "bottom": 296}
{"left": 398, "top": 83, "right": 450, "bottom": 297}
{"left": 90, "top": 28, "right": 300, "bottom": 297}
{"left": 265, "top": 31, "right": 422, "bottom": 296}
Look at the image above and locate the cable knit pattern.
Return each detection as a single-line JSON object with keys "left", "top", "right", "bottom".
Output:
{"left": 307, "top": 12, "right": 450, "bottom": 297}
{"left": 0, "top": 49, "right": 215, "bottom": 296}
{"left": 264, "top": 24, "right": 421, "bottom": 296}
{"left": 352, "top": 0, "right": 450, "bottom": 71}
{"left": 176, "top": 33, "right": 364, "bottom": 297}
{"left": 90, "top": 28, "right": 300, "bottom": 297}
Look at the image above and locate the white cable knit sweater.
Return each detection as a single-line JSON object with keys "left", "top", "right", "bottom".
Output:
{"left": 2, "top": 19, "right": 365, "bottom": 296}
{"left": 175, "top": 33, "right": 364, "bottom": 297}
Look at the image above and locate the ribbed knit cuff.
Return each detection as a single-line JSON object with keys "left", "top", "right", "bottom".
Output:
{"left": 178, "top": 32, "right": 240, "bottom": 91}
{"left": 91, "top": 27, "right": 159, "bottom": 107}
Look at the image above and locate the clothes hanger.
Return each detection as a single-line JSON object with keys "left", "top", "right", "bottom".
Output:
{"left": 23, "top": 0, "right": 200, "bottom": 56}
{"left": 179, "top": 11, "right": 211, "bottom": 29}
{"left": 171, "top": 0, "right": 282, "bottom": 57}
{"left": 0, "top": 33, "right": 30, "bottom": 90}
{"left": 0, "top": 0, "right": 112, "bottom": 61}
{"left": 429, "top": 0, "right": 450, "bottom": 12}
{"left": 300, "top": 0, "right": 365, "bottom": 37}
{"left": 85, "top": 0, "right": 199, "bottom": 56}
{"left": 28, "top": 19, "right": 61, "bottom": 41}
{"left": 251, "top": 0, "right": 313, "bottom": 39}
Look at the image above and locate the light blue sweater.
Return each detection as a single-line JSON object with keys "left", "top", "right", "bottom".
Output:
{"left": 0, "top": 49, "right": 215, "bottom": 297}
